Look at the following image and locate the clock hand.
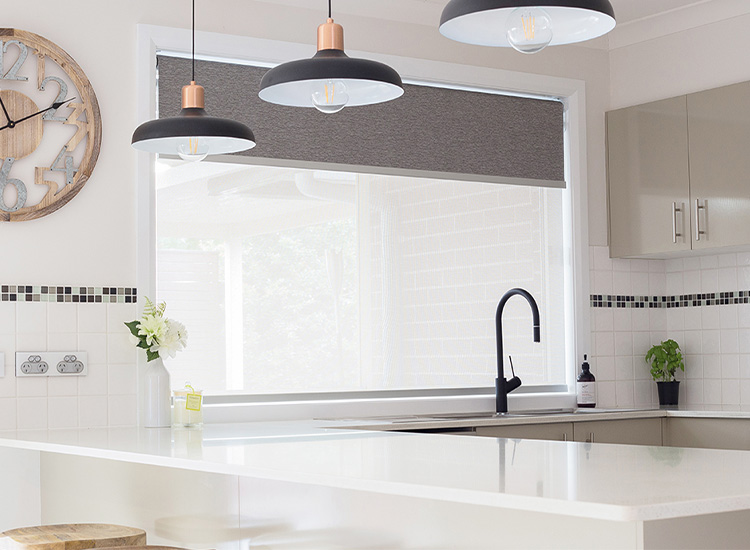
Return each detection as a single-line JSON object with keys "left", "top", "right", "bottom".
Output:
{"left": 12, "top": 97, "right": 75, "bottom": 126}
{"left": 0, "top": 97, "right": 75, "bottom": 131}
{"left": 0, "top": 94, "right": 12, "bottom": 124}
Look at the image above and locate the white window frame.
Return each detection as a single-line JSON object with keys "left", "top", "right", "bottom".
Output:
{"left": 135, "top": 24, "right": 590, "bottom": 422}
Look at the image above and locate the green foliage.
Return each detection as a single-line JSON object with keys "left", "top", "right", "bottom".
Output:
{"left": 645, "top": 339, "right": 684, "bottom": 382}
{"left": 143, "top": 297, "right": 166, "bottom": 318}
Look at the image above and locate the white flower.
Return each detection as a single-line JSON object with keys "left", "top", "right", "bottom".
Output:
{"left": 154, "top": 319, "right": 188, "bottom": 359}
{"left": 138, "top": 314, "right": 168, "bottom": 346}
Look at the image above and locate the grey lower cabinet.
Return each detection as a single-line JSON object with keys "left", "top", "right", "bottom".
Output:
{"left": 665, "top": 418, "right": 750, "bottom": 450}
{"left": 474, "top": 422, "right": 573, "bottom": 442}
{"left": 572, "top": 418, "right": 664, "bottom": 446}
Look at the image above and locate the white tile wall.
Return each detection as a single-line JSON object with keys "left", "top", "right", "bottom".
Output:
{"left": 590, "top": 246, "right": 750, "bottom": 410}
{"left": 0, "top": 302, "right": 138, "bottom": 429}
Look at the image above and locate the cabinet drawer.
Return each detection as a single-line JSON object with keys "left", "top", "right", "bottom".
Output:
{"left": 475, "top": 422, "right": 573, "bottom": 442}
{"left": 573, "top": 418, "right": 663, "bottom": 446}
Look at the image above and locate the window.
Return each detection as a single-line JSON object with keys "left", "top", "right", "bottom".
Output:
{"left": 156, "top": 164, "right": 568, "bottom": 396}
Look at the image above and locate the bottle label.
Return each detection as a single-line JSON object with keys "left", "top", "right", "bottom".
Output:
{"left": 577, "top": 382, "right": 597, "bottom": 405}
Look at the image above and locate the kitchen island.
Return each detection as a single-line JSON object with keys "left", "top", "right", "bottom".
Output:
{"left": 2, "top": 411, "right": 750, "bottom": 549}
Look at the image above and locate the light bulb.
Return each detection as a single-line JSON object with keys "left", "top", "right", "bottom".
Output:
{"left": 311, "top": 80, "right": 349, "bottom": 114}
{"left": 506, "top": 7, "right": 553, "bottom": 54}
{"left": 177, "top": 137, "right": 209, "bottom": 162}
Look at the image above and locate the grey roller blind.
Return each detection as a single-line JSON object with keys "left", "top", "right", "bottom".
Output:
{"left": 157, "top": 55, "right": 565, "bottom": 187}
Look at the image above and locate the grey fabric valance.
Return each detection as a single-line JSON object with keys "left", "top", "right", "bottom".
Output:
{"left": 157, "top": 55, "right": 565, "bottom": 187}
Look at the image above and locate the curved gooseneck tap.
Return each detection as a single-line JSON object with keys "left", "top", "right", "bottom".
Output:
{"left": 495, "top": 288, "right": 541, "bottom": 414}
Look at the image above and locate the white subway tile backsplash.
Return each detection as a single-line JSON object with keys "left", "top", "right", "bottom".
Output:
{"left": 48, "top": 304, "right": 77, "bottom": 333}
{"left": 721, "top": 354, "right": 740, "bottom": 379}
{"left": 108, "top": 395, "right": 137, "bottom": 427}
{"left": 634, "top": 380, "right": 654, "bottom": 405}
{"left": 16, "top": 332, "right": 46, "bottom": 352}
{"left": 106, "top": 303, "right": 138, "bottom": 333}
{"left": 615, "top": 355, "right": 634, "bottom": 380}
{"left": 613, "top": 309, "right": 632, "bottom": 332}
{"left": 719, "top": 254, "right": 738, "bottom": 268}
{"left": 720, "top": 330, "right": 740, "bottom": 354}
{"left": 701, "top": 269, "right": 719, "bottom": 293}
{"left": 666, "top": 258, "right": 684, "bottom": 273}
{"left": 47, "top": 396, "right": 79, "bottom": 429}
{"left": 683, "top": 270, "right": 701, "bottom": 294}
{"left": 17, "top": 397, "right": 48, "bottom": 430}
{"left": 738, "top": 252, "right": 750, "bottom": 266}
{"left": 78, "top": 333, "right": 107, "bottom": 364}
{"left": 48, "top": 376, "right": 78, "bottom": 397}
{"left": 48, "top": 332, "right": 78, "bottom": 351}
{"left": 0, "top": 398, "right": 16, "bottom": 429}
{"left": 719, "top": 267, "right": 738, "bottom": 290}
{"left": 683, "top": 307, "right": 702, "bottom": 330}
{"left": 593, "top": 270, "right": 613, "bottom": 294}
{"left": 700, "top": 255, "right": 719, "bottom": 270}
{"left": 701, "top": 306, "right": 721, "bottom": 330}
{"left": 78, "top": 364, "right": 108, "bottom": 396}
{"left": 614, "top": 332, "right": 633, "bottom": 356}
{"left": 597, "top": 381, "right": 616, "bottom": 406}
{"left": 595, "top": 332, "right": 614, "bottom": 356}
{"left": 16, "top": 303, "right": 46, "bottom": 333}
{"left": 702, "top": 330, "right": 721, "bottom": 355}
{"left": 704, "top": 379, "right": 722, "bottom": 404}
{"left": 666, "top": 272, "right": 683, "bottom": 295}
{"left": 77, "top": 304, "right": 107, "bottom": 333}
{"left": 666, "top": 309, "right": 684, "bottom": 331}
{"left": 739, "top": 329, "right": 750, "bottom": 354}
{"left": 685, "top": 355, "right": 704, "bottom": 379}
{"left": 615, "top": 381, "right": 635, "bottom": 406}
{"left": 703, "top": 354, "right": 722, "bottom": 378}
{"left": 16, "top": 376, "right": 47, "bottom": 398}
{"left": 683, "top": 257, "right": 702, "bottom": 271}
{"left": 630, "top": 259, "right": 649, "bottom": 273}
{"left": 595, "top": 356, "right": 615, "bottom": 381}
{"left": 593, "top": 309, "right": 614, "bottom": 332}
{"left": 612, "top": 259, "right": 631, "bottom": 272}
{"left": 722, "top": 380, "right": 741, "bottom": 405}
{"left": 649, "top": 310, "right": 667, "bottom": 331}
{"left": 612, "top": 271, "right": 632, "bottom": 295}
{"left": 631, "top": 272, "right": 649, "bottom": 295}
{"left": 79, "top": 395, "right": 108, "bottom": 428}
{"left": 686, "top": 380, "right": 703, "bottom": 405}
{"left": 107, "top": 332, "right": 137, "bottom": 365}
{"left": 0, "top": 303, "right": 16, "bottom": 334}
{"left": 108, "top": 364, "right": 138, "bottom": 395}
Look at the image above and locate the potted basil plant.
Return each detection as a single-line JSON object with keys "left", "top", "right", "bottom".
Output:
{"left": 645, "top": 339, "right": 684, "bottom": 407}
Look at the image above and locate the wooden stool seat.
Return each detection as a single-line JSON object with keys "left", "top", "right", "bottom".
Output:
{"left": 0, "top": 524, "right": 147, "bottom": 550}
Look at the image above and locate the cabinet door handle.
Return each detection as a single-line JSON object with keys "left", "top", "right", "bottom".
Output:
{"left": 695, "top": 199, "right": 706, "bottom": 241}
{"left": 672, "top": 202, "right": 682, "bottom": 243}
{"left": 562, "top": 433, "right": 567, "bottom": 442}
{"left": 587, "top": 432, "right": 595, "bottom": 443}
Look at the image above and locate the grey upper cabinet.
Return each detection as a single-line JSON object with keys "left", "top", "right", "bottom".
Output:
{"left": 687, "top": 81, "right": 750, "bottom": 250}
{"left": 607, "top": 81, "right": 750, "bottom": 257}
{"left": 607, "top": 96, "right": 691, "bottom": 257}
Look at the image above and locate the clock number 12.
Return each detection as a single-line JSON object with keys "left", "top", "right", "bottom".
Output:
{"left": 0, "top": 40, "right": 28, "bottom": 81}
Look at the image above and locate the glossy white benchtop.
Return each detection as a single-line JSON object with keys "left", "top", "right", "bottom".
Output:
{"left": 3, "top": 410, "right": 750, "bottom": 522}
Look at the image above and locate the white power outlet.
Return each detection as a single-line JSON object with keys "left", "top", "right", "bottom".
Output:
{"left": 16, "top": 352, "right": 88, "bottom": 377}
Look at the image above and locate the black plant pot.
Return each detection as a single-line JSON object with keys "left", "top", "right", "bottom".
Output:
{"left": 657, "top": 381, "right": 680, "bottom": 407}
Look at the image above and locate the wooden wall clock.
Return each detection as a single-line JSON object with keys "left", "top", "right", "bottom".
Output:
{"left": 0, "top": 28, "right": 101, "bottom": 222}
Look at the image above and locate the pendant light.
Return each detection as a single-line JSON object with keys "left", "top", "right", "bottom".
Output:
{"left": 131, "top": 0, "right": 256, "bottom": 161}
{"left": 439, "top": 0, "right": 616, "bottom": 54}
{"left": 259, "top": 0, "right": 404, "bottom": 113}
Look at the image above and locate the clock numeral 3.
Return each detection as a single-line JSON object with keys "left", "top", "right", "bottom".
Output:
{"left": 0, "top": 40, "right": 28, "bottom": 81}
{"left": 0, "top": 158, "right": 27, "bottom": 212}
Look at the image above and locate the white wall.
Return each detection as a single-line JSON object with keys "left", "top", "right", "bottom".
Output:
{"left": 0, "top": 1, "right": 610, "bottom": 427}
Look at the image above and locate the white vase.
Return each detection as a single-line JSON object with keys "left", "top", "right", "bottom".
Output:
{"left": 144, "top": 357, "right": 171, "bottom": 428}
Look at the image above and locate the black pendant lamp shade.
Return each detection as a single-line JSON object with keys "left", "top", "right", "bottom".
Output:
{"left": 259, "top": 49, "right": 404, "bottom": 108}
{"left": 259, "top": 1, "right": 403, "bottom": 112}
{"left": 131, "top": 0, "right": 256, "bottom": 159}
{"left": 439, "top": 0, "right": 616, "bottom": 48}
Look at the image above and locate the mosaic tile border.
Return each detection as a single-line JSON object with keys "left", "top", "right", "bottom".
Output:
{"left": 590, "top": 291, "right": 750, "bottom": 309}
{"left": 1, "top": 285, "right": 137, "bottom": 303}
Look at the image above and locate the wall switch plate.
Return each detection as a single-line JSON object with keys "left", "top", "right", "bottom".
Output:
{"left": 16, "top": 352, "right": 88, "bottom": 377}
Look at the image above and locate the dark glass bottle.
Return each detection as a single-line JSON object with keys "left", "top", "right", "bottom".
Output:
{"left": 576, "top": 354, "right": 597, "bottom": 408}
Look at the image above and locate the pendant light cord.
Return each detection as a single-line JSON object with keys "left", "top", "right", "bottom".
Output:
{"left": 328, "top": 0, "right": 332, "bottom": 18}
{"left": 192, "top": 0, "right": 196, "bottom": 82}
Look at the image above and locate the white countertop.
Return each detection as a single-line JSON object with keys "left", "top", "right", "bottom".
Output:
{"left": 3, "top": 409, "right": 750, "bottom": 523}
